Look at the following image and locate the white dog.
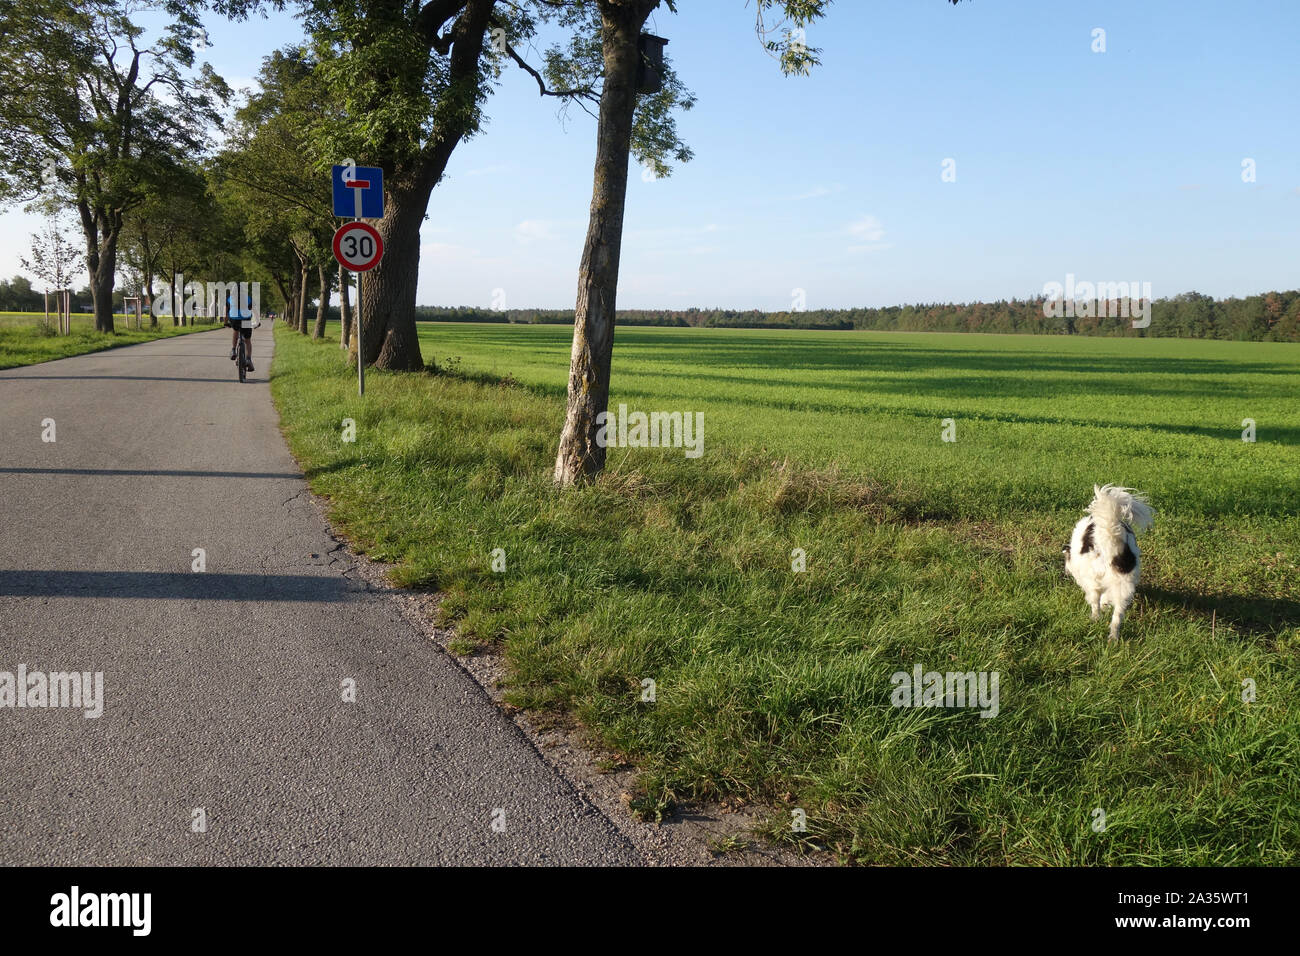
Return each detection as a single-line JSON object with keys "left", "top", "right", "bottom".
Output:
{"left": 1063, "top": 485, "right": 1155, "bottom": 640}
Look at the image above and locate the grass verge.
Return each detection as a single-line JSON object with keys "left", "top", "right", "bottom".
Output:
{"left": 0, "top": 316, "right": 213, "bottom": 369}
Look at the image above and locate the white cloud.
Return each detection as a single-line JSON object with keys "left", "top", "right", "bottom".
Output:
{"left": 787, "top": 184, "right": 843, "bottom": 201}
{"left": 514, "top": 219, "right": 560, "bottom": 244}
{"left": 846, "top": 215, "right": 885, "bottom": 242}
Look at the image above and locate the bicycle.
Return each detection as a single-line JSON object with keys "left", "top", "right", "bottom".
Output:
{"left": 235, "top": 329, "right": 249, "bottom": 383}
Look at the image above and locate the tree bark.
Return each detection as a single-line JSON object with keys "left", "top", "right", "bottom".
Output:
{"left": 271, "top": 272, "right": 291, "bottom": 327}
{"left": 77, "top": 197, "right": 120, "bottom": 334}
{"left": 140, "top": 234, "right": 158, "bottom": 327}
{"left": 359, "top": 175, "right": 431, "bottom": 370}
{"left": 297, "top": 260, "right": 310, "bottom": 334}
{"left": 168, "top": 257, "right": 181, "bottom": 325}
{"left": 313, "top": 262, "right": 329, "bottom": 339}
{"left": 553, "top": 1, "right": 657, "bottom": 486}
{"left": 282, "top": 267, "right": 299, "bottom": 332}
{"left": 339, "top": 265, "right": 352, "bottom": 350}
{"left": 91, "top": 260, "right": 116, "bottom": 333}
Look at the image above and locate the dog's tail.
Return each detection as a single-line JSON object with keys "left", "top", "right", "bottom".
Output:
{"left": 1089, "top": 484, "right": 1154, "bottom": 549}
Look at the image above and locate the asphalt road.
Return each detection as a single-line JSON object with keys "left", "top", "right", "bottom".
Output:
{"left": 0, "top": 326, "right": 640, "bottom": 865}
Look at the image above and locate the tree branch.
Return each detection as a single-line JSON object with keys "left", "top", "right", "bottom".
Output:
{"left": 491, "top": 16, "right": 598, "bottom": 103}
{"left": 417, "top": 0, "right": 470, "bottom": 51}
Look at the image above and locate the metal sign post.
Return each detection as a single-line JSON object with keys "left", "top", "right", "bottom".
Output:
{"left": 332, "top": 164, "right": 385, "bottom": 397}
{"left": 357, "top": 274, "right": 363, "bottom": 396}
{"left": 352, "top": 172, "right": 364, "bottom": 396}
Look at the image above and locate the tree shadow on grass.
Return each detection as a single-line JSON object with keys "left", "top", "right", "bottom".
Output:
{"left": 604, "top": 335, "right": 1300, "bottom": 378}
{"left": 1143, "top": 586, "right": 1300, "bottom": 640}
{"left": 428, "top": 362, "right": 567, "bottom": 401}
{"left": 302, "top": 458, "right": 362, "bottom": 480}
{"left": 648, "top": 365, "right": 1300, "bottom": 403}
{"left": 435, "top": 329, "right": 1299, "bottom": 379}
{"left": 601, "top": 372, "right": 1300, "bottom": 449}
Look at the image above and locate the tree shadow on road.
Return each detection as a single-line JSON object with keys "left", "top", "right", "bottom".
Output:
{"left": 0, "top": 570, "right": 354, "bottom": 602}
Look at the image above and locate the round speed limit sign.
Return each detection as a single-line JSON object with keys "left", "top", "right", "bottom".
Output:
{"left": 333, "top": 221, "right": 384, "bottom": 272}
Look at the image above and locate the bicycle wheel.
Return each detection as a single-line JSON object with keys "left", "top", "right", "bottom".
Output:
{"left": 238, "top": 338, "right": 246, "bottom": 383}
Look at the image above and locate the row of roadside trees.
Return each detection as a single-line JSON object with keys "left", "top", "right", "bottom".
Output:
{"left": 214, "top": 0, "right": 864, "bottom": 484}
{"left": 0, "top": 0, "right": 230, "bottom": 329}
{"left": 1, "top": 0, "right": 967, "bottom": 484}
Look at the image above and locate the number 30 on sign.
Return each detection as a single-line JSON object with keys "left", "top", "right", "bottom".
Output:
{"left": 333, "top": 221, "right": 384, "bottom": 272}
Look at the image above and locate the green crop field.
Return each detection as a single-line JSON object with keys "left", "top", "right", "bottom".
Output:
{"left": 273, "top": 321, "right": 1300, "bottom": 864}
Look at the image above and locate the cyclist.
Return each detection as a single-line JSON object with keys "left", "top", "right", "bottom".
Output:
{"left": 226, "top": 289, "right": 255, "bottom": 372}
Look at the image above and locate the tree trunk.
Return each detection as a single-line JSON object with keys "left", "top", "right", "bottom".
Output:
{"left": 141, "top": 235, "right": 158, "bottom": 327}
{"left": 297, "top": 261, "right": 310, "bottom": 334}
{"left": 313, "top": 262, "right": 329, "bottom": 339}
{"left": 271, "top": 273, "right": 290, "bottom": 327}
{"left": 167, "top": 258, "right": 182, "bottom": 326}
{"left": 339, "top": 265, "right": 352, "bottom": 350}
{"left": 358, "top": 177, "right": 431, "bottom": 370}
{"left": 553, "top": 1, "right": 655, "bottom": 486}
{"left": 283, "top": 268, "right": 299, "bottom": 332}
{"left": 78, "top": 203, "right": 118, "bottom": 333}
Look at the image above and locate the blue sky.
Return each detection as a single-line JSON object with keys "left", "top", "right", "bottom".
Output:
{"left": 2, "top": 0, "right": 1296, "bottom": 310}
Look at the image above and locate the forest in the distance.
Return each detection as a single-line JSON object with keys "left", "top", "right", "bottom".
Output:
{"left": 6, "top": 274, "right": 1297, "bottom": 342}
{"left": 419, "top": 289, "right": 1300, "bottom": 341}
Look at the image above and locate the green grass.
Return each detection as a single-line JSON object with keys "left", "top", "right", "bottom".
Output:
{"left": 272, "top": 320, "right": 1300, "bottom": 865}
{"left": 0, "top": 310, "right": 150, "bottom": 328}
{"left": 0, "top": 313, "right": 213, "bottom": 369}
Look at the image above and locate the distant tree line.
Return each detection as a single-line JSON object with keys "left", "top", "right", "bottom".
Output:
{"left": 0, "top": 276, "right": 128, "bottom": 314}
{"left": 417, "top": 289, "right": 1300, "bottom": 341}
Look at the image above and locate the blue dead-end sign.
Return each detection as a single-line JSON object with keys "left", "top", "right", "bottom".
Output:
{"left": 332, "top": 164, "right": 385, "bottom": 219}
